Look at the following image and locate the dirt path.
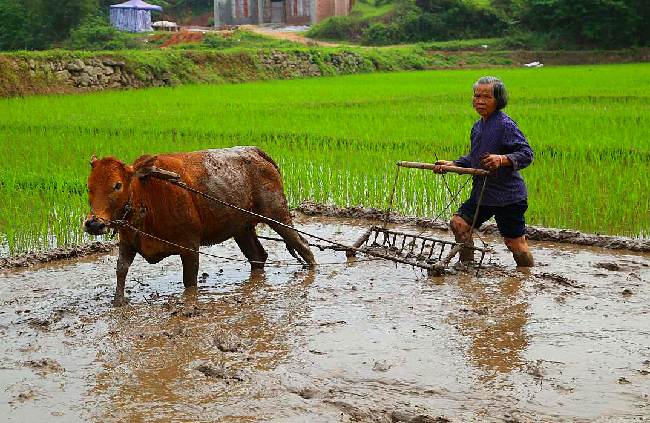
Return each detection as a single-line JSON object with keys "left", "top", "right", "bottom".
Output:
{"left": 239, "top": 24, "right": 343, "bottom": 47}
{"left": 1, "top": 214, "right": 649, "bottom": 422}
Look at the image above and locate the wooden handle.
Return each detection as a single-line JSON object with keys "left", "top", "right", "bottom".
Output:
{"left": 396, "top": 161, "right": 489, "bottom": 176}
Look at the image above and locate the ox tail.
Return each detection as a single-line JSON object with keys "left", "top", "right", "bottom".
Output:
{"left": 285, "top": 242, "right": 305, "bottom": 264}
{"left": 253, "top": 147, "right": 280, "bottom": 173}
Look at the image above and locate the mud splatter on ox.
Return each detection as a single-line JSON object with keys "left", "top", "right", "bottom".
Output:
{"left": 84, "top": 146, "right": 315, "bottom": 306}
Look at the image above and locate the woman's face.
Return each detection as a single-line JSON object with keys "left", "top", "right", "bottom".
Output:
{"left": 473, "top": 84, "right": 497, "bottom": 120}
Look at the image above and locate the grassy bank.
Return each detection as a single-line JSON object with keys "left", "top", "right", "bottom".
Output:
{"left": 0, "top": 63, "right": 648, "bottom": 254}
{"left": 2, "top": 46, "right": 649, "bottom": 98}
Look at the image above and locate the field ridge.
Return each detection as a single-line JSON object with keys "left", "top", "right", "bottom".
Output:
{"left": 1, "top": 47, "right": 649, "bottom": 98}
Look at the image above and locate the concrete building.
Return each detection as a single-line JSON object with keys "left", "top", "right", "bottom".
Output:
{"left": 214, "top": 0, "right": 355, "bottom": 27}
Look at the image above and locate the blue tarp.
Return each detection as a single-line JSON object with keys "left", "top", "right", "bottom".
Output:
{"left": 110, "top": 0, "right": 162, "bottom": 32}
{"left": 110, "top": 0, "right": 163, "bottom": 11}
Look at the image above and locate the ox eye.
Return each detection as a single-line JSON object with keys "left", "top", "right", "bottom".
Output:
{"left": 114, "top": 182, "right": 122, "bottom": 191}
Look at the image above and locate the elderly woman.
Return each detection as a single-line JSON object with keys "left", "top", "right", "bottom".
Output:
{"left": 435, "top": 76, "right": 534, "bottom": 267}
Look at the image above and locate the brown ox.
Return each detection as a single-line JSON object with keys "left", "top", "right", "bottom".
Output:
{"left": 84, "top": 146, "right": 316, "bottom": 306}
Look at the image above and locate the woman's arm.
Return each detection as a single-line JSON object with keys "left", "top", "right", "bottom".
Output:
{"left": 502, "top": 120, "right": 533, "bottom": 170}
{"left": 481, "top": 120, "right": 533, "bottom": 171}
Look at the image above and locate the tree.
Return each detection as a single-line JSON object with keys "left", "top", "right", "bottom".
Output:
{"left": 0, "top": 0, "right": 98, "bottom": 50}
{"left": 42, "top": 0, "right": 98, "bottom": 43}
{"left": 415, "top": 0, "right": 468, "bottom": 14}
{"left": 0, "top": 0, "right": 44, "bottom": 50}
{"left": 413, "top": 0, "right": 508, "bottom": 41}
{"left": 518, "top": 0, "right": 641, "bottom": 48}
{"left": 627, "top": 0, "right": 650, "bottom": 46}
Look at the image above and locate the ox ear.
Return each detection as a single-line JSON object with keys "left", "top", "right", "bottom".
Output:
{"left": 90, "top": 155, "right": 99, "bottom": 168}
{"left": 132, "top": 155, "right": 180, "bottom": 181}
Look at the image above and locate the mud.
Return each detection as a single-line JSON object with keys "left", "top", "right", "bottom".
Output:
{"left": 151, "top": 31, "right": 206, "bottom": 48}
{"left": 0, "top": 241, "right": 116, "bottom": 270}
{"left": 0, "top": 213, "right": 649, "bottom": 422}
{"left": 297, "top": 201, "right": 650, "bottom": 252}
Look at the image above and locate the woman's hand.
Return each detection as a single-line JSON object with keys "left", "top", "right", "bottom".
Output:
{"left": 433, "top": 160, "right": 455, "bottom": 174}
{"left": 480, "top": 153, "right": 507, "bottom": 171}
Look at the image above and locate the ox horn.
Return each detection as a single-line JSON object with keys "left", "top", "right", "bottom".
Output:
{"left": 133, "top": 156, "right": 179, "bottom": 181}
{"left": 149, "top": 167, "right": 180, "bottom": 181}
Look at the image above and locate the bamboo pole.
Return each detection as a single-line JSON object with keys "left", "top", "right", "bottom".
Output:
{"left": 396, "top": 161, "right": 489, "bottom": 177}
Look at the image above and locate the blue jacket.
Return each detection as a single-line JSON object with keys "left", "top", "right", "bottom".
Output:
{"left": 454, "top": 111, "right": 534, "bottom": 206}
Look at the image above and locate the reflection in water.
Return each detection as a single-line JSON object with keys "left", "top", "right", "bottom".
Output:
{"left": 89, "top": 267, "right": 316, "bottom": 422}
{"left": 451, "top": 275, "right": 529, "bottom": 380}
{"left": 2, "top": 218, "right": 648, "bottom": 422}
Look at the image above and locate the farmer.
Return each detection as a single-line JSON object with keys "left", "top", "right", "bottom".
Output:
{"left": 434, "top": 76, "right": 535, "bottom": 267}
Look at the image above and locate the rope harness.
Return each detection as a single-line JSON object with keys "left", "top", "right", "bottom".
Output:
{"left": 92, "top": 180, "right": 390, "bottom": 268}
{"left": 91, "top": 166, "right": 491, "bottom": 272}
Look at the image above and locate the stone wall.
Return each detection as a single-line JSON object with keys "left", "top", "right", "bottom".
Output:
{"left": 24, "top": 57, "right": 171, "bottom": 91}
{"left": 258, "top": 50, "right": 368, "bottom": 78}
{"left": 0, "top": 50, "right": 372, "bottom": 97}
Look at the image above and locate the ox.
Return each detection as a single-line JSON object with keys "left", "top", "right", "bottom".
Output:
{"left": 84, "top": 146, "right": 316, "bottom": 306}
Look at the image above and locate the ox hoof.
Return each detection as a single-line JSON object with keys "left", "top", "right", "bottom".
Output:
{"left": 113, "top": 296, "right": 130, "bottom": 307}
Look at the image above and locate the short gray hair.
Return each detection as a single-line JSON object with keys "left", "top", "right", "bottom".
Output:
{"left": 473, "top": 76, "right": 508, "bottom": 110}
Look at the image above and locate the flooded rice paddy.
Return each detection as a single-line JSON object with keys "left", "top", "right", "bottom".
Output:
{"left": 0, "top": 214, "right": 649, "bottom": 422}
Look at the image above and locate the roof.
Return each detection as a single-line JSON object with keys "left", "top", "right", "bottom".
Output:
{"left": 110, "top": 0, "right": 163, "bottom": 10}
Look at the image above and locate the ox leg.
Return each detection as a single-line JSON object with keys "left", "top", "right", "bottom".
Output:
{"left": 180, "top": 250, "right": 199, "bottom": 288}
{"left": 268, "top": 223, "right": 316, "bottom": 266}
{"left": 115, "top": 241, "right": 136, "bottom": 307}
{"left": 234, "top": 228, "right": 268, "bottom": 270}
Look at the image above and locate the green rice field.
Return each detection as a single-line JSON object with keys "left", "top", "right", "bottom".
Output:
{"left": 0, "top": 63, "right": 648, "bottom": 254}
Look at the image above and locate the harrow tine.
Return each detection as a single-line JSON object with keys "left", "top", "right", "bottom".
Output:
{"left": 346, "top": 226, "right": 488, "bottom": 276}
{"left": 476, "top": 251, "right": 486, "bottom": 277}
{"left": 428, "top": 242, "right": 436, "bottom": 260}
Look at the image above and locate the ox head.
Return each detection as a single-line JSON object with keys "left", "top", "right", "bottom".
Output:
{"left": 83, "top": 155, "right": 164, "bottom": 236}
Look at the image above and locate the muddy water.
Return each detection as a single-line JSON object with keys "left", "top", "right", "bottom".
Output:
{"left": 1, "top": 215, "right": 649, "bottom": 422}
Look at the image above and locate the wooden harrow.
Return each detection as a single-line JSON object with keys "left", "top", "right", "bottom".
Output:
{"left": 343, "top": 161, "right": 492, "bottom": 276}
{"left": 345, "top": 225, "right": 489, "bottom": 276}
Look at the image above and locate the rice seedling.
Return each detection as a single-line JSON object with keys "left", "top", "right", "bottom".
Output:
{"left": 0, "top": 63, "right": 647, "bottom": 254}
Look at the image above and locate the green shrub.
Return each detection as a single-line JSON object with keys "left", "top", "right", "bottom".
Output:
{"left": 307, "top": 16, "right": 366, "bottom": 42}
{"left": 201, "top": 34, "right": 232, "bottom": 49}
{"left": 363, "top": 22, "right": 393, "bottom": 45}
{"left": 517, "top": 0, "right": 643, "bottom": 49}
{"left": 198, "top": 31, "right": 301, "bottom": 49}
{"left": 399, "top": 9, "right": 423, "bottom": 42}
{"left": 418, "top": 13, "right": 446, "bottom": 41}
{"left": 66, "top": 18, "right": 142, "bottom": 50}
{"left": 310, "top": 0, "right": 508, "bottom": 45}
